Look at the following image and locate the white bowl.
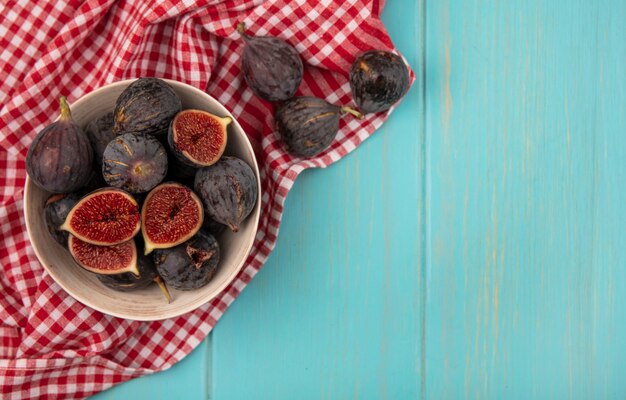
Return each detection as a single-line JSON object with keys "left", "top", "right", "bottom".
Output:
{"left": 24, "top": 79, "right": 261, "bottom": 321}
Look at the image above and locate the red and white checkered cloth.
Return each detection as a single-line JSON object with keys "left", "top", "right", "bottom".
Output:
{"left": 0, "top": 0, "right": 412, "bottom": 398}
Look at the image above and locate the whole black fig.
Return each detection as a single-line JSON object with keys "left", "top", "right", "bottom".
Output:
{"left": 113, "top": 77, "right": 182, "bottom": 136}
{"left": 102, "top": 132, "right": 168, "bottom": 193}
{"left": 26, "top": 97, "right": 94, "bottom": 193}
{"left": 194, "top": 157, "right": 257, "bottom": 233}
{"left": 237, "top": 22, "right": 303, "bottom": 102}
{"left": 275, "top": 96, "right": 363, "bottom": 157}
{"left": 349, "top": 50, "right": 410, "bottom": 113}
{"left": 43, "top": 192, "right": 81, "bottom": 246}
{"left": 85, "top": 112, "right": 115, "bottom": 165}
{"left": 153, "top": 230, "right": 220, "bottom": 291}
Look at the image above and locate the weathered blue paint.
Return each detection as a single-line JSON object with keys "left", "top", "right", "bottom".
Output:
{"left": 92, "top": 0, "right": 626, "bottom": 398}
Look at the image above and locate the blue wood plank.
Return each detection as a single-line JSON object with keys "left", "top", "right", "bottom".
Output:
{"left": 425, "top": 0, "right": 626, "bottom": 398}
{"left": 210, "top": 2, "right": 424, "bottom": 399}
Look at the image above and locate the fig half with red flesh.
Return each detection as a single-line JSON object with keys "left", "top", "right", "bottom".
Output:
{"left": 61, "top": 188, "right": 141, "bottom": 246}
{"left": 168, "top": 109, "right": 230, "bottom": 167}
{"left": 68, "top": 235, "right": 139, "bottom": 276}
{"left": 141, "top": 182, "right": 203, "bottom": 255}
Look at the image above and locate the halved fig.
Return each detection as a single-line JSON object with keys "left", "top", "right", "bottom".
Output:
{"left": 61, "top": 188, "right": 141, "bottom": 246}
{"left": 68, "top": 235, "right": 139, "bottom": 276}
{"left": 141, "top": 182, "right": 203, "bottom": 254}
{"left": 168, "top": 109, "right": 230, "bottom": 167}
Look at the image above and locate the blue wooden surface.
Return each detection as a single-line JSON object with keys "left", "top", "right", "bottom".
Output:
{"left": 92, "top": 0, "right": 626, "bottom": 398}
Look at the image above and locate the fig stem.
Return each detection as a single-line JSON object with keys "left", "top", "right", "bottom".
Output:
{"left": 154, "top": 275, "right": 173, "bottom": 303}
{"left": 59, "top": 96, "right": 72, "bottom": 121}
{"left": 340, "top": 106, "right": 365, "bottom": 120}
{"left": 236, "top": 22, "right": 251, "bottom": 41}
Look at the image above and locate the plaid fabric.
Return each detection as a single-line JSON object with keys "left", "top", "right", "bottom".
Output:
{"left": 0, "top": 0, "right": 412, "bottom": 398}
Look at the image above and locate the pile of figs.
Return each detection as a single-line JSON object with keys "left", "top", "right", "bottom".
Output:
{"left": 236, "top": 23, "right": 410, "bottom": 157}
{"left": 27, "top": 78, "right": 258, "bottom": 302}
{"left": 26, "top": 24, "right": 410, "bottom": 303}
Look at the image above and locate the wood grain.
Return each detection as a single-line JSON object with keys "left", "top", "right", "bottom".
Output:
{"left": 92, "top": 0, "right": 626, "bottom": 398}
{"left": 425, "top": 0, "right": 626, "bottom": 398}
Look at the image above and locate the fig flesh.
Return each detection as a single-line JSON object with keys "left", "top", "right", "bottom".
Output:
{"left": 26, "top": 97, "right": 94, "bottom": 193}
{"left": 153, "top": 230, "right": 220, "bottom": 291}
{"left": 113, "top": 78, "right": 182, "bottom": 136}
{"left": 349, "top": 50, "right": 410, "bottom": 113}
{"left": 102, "top": 132, "right": 168, "bottom": 193}
{"left": 43, "top": 193, "right": 81, "bottom": 246}
{"left": 61, "top": 188, "right": 141, "bottom": 246}
{"left": 85, "top": 112, "right": 115, "bottom": 165}
{"left": 168, "top": 109, "right": 230, "bottom": 167}
{"left": 237, "top": 22, "right": 303, "bottom": 102}
{"left": 275, "top": 96, "right": 363, "bottom": 157}
{"left": 68, "top": 235, "right": 139, "bottom": 276}
{"left": 141, "top": 182, "right": 204, "bottom": 254}
{"left": 194, "top": 156, "right": 257, "bottom": 232}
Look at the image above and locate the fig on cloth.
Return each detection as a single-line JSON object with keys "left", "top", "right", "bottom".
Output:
{"left": 275, "top": 96, "right": 363, "bottom": 157}
{"left": 349, "top": 50, "right": 410, "bottom": 113}
{"left": 237, "top": 22, "right": 303, "bottom": 102}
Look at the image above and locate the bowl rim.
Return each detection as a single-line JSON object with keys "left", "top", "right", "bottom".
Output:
{"left": 23, "top": 78, "right": 262, "bottom": 321}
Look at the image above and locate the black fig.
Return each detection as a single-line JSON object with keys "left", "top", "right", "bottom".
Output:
{"left": 85, "top": 112, "right": 115, "bottom": 165}
{"left": 349, "top": 50, "right": 410, "bottom": 113}
{"left": 102, "top": 132, "right": 168, "bottom": 193}
{"left": 202, "top": 215, "right": 226, "bottom": 236}
{"left": 194, "top": 156, "right": 257, "bottom": 232}
{"left": 237, "top": 22, "right": 303, "bottom": 102}
{"left": 153, "top": 230, "right": 220, "bottom": 291}
{"left": 43, "top": 192, "right": 81, "bottom": 246}
{"left": 275, "top": 96, "right": 363, "bottom": 157}
{"left": 113, "top": 77, "right": 182, "bottom": 136}
{"left": 26, "top": 97, "right": 94, "bottom": 193}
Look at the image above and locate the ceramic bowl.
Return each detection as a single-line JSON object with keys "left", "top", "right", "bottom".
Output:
{"left": 24, "top": 79, "right": 261, "bottom": 321}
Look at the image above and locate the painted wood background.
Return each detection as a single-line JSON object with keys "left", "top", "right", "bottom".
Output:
{"left": 92, "top": 0, "right": 626, "bottom": 398}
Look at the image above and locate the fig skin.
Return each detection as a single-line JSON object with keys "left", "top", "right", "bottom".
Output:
{"left": 202, "top": 215, "right": 226, "bottom": 236}
{"left": 26, "top": 97, "right": 94, "bottom": 193}
{"left": 113, "top": 78, "right": 182, "bottom": 136}
{"left": 349, "top": 50, "right": 410, "bottom": 113}
{"left": 167, "top": 155, "right": 198, "bottom": 183}
{"left": 275, "top": 96, "right": 363, "bottom": 157}
{"left": 85, "top": 112, "right": 115, "bottom": 165}
{"left": 237, "top": 22, "right": 303, "bottom": 102}
{"left": 153, "top": 230, "right": 220, "bottom": 291}
{"left": 43, "top": 192, "right": 81, "bottom": 246}
{"left": 97, "top": 250, "right": 156, "bottom": 291}
{"left": 102, "top": 132, "right": 168, "bottom": 193}
{"left": 194, "top": 156, "right": 258, "bottom": 233}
